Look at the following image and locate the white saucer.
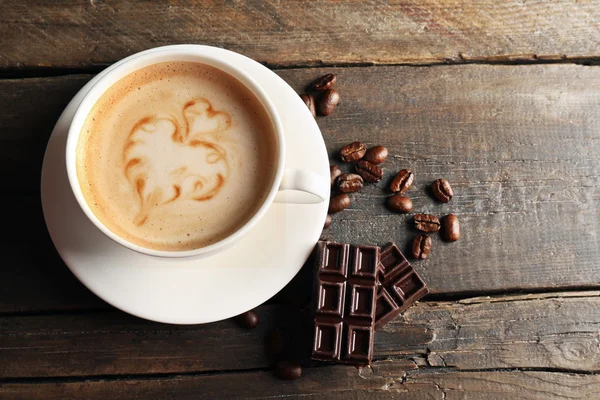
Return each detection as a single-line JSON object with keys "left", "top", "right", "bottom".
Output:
{"left": 41, "top": 46, "right": 330, "bottom": 324}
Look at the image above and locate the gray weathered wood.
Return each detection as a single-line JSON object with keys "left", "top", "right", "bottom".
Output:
{"left": 2, "top": 292, "right": 599, "bottom": 378}
{"left": 380, "top": 291, "right": 600, "bottom": 372}
{"left": 1, "top": 1, "right": 600, "bottom": 68}
{"left": 303, "top": 64, "right": 600, "bottom": 295}
{"left": 1, "top": 362, "right": 598, "bottom": 400}
{"left": 2, "top": 3, "right": 600, "bottom": 398}
{"left": 403, "top": 369, "right": 600, "bottom": 400}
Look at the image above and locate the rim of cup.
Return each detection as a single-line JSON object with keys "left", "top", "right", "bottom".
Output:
{"left": 65, "top": 45, "right": 286, "bottom": 258}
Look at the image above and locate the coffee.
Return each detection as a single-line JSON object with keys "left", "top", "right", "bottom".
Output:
{"left": 431, "top": 178, "right": 453, "bottom": 203}
{"left": 412, "top": 234, "right": 432, "bottom": 260}
{"left": 328, "top": 193, "right": 350, "bottom": 213}
{"left": 76, "top": 62, "right": 278, "bottom": 251}
{"left": 413, "top": 214, "right": 441, "bottom": 233}
{"left": 355, "top": 160, "right": 383, "bottom": 183}
{"left": 335, "top": 173, "right": 363, "bottom": 193}
{"left": 339, "top": 141, "right": 366, "bottom": 163}
{"left": 387, "top": 195, "right": 413, "bottom": 213}
{"left": 389, "top": 169, "right": 414, "bottom": 194}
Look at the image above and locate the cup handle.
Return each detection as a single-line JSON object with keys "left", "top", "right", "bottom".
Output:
{"left": 275, "top": 169, "right": 329, "bottom": 203}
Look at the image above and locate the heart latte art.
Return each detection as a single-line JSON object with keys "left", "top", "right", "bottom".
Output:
{"left": 76, "top": 62, "right": 277, "bottom": 251}
{"left": 125, "top": 99, "right": 231, "bottom": 226}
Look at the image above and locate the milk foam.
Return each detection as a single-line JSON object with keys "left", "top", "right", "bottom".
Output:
{"left": 77, "top": 62, "right": 277, "bottom": 251}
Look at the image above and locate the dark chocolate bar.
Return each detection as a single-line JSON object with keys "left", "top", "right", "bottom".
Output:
{"left": 311, "top": 241, "right": 379, "bottom": 365}
{"left": 375, "top": 242, "right": 429, "bottom": 330}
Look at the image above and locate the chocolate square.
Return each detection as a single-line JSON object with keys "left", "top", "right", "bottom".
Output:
{"left": 313, "top": 321, "right": 342, "bottom": 359}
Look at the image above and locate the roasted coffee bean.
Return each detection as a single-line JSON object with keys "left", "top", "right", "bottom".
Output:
{"left": 329, "top": 193, "right": 350, "bottom": 213}
{"left": 390, "top": 169, "right": 414, "bottom": 194}
{"left": 355, "top": 160, "right": 383, "bottom": 183}
{"left": 363, "top": 146, "right": 388, "bottom": 164}
{"left": 275, "top": 361, "right": 302, "bottom": 380}
{"left": 267, "top": 329, "right": 286, "bottom": 359}
{"left": 299, "top": 94, "right": 316, "bottom": 117}
{"left": 339, "top": 141, "right": 366, "bottom": 162}
{"left": 413, "top": 214, "right": 441, "bottom": 232}
{"left": 310, "top": 73, "right": 337, "bottom": 91}
{"left": 432, "top": 178, "right": 453, "bottom": 203}
{"left": 330, "top": 165, "right": 342, "bottom": 187}
{"left": 318, "top": 89, "right": 340, "bottom": 116}
{"left": 234, "top": 310, "right": 259, "bottom": 329}
{"left": 412, "top": 235, "right": 432, "bottom": 260}
{"left": 336, "top": 173, "right": 364, "bottom": 193}
{"left": 387, "top": 195, "right": 413, "bottom": 213}
{"left": 441, "top": 214, "right": 460, "bottom": 241}
{"left": 324, "top": 214, "right": 333, "bottom": 229}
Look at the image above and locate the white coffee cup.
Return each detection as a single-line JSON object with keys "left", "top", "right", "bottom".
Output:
{"left": 65, "top": 45, "right": 329, "bottom": 258}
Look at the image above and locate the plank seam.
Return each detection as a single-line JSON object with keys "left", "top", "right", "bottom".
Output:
{"left": 2, "top": 56, "right": 600, "bottom": 80}
{"left": 2, "top": 287, "right": 600, "bottom": 317}
{"left": 0, "top": 366, "right": 597, "bottom": 385}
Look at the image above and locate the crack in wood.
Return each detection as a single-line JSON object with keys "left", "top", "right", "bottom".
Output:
{"left": 3, "top": 56, "right": 600, "bottom": 80}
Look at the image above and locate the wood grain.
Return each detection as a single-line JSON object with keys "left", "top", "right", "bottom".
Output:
{"left": 1, "top": 1, "right": 600, "bottom": 68}
{"left": 0, "top": 196, "right": 107, "bottom": 313}
{"left": 0, "top": 75, "right": 91, "bottom": 193}
{"left": 2, "top": 63, "right": 599, "bottom": 312}
{"left": 2, "top": 3, "right": 600, "bottom": 397}
{"left": 2, "top": 292, "right": 599, "bottom": 378}
{"left": 1, "top": 363, "right": 598, "bottom": 400}
{"left": 403, "top": 369, "right": 600, "bottom": 400}
{"left": 297, "top": 64, "right": 600, "bottom": 295}
{"left": 382, "top": 291, "right": 600, "bottom": 372}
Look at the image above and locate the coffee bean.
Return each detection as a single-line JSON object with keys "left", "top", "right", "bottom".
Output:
{"left": 363, "top": 146, "right": 388, "bottom": 164}
{"left": 387, "top": 195, "right": 413, "bottom": 213}
{"left": 267, "top": 329, "right": 286, "bottom": 359}
{"left": 275, "top": 361, "right": 302, "bottom": 380}
{"left": 300, "top": 94, "right": 316, "bottom": 117}
{"left": 355, "top": 160, "right": 383, "bottom": 183}
{"left": 324, "top": 214, "right": 332, "bottom": 229}
{"left": 432, "top": 178, "right": 453, "bottom": 203}
{"left": 318, "top": 89, "right": 340, "bottom": 116}
{"left": 441, "top": 214, "right": 460, "bottom": 241}
{"left": 330, "top": 165, "right": 342, "bottom": 187}
{"left": 390, "top": 169, "right": 414, "bottom": 194}
{"left": 339, "top": 141, "right": 366, "bottom": 162}
{"left": 310, "top": 73, "right": 337, "bottom": 91}
{"left": 413, "top": 214, "right": 441, "bottom": 232}
{"left": 329, "top": 193, "right": 350, "bottom": 213}
{"left": 335, "top": 173, "right": 364, "bottom": 193}
{"left": 234, "top": 310, "right": 259, "bottom": 329}
{"left": 412, "top": 235, "right": 432, "bottom": 260}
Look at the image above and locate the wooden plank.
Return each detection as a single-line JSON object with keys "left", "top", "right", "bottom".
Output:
{"left": 1, "top": 1, "right": 600, "bottom": 68}
{"left": 0, "top": 196, "right": 107, "bottom": 313}
{"left": 2, "top": 292, "right": 599, "bottom": 378}
{"left": 1, "top": 363, "right": 598, "bottom": 400}
{"left": 0, "top": 75, "right": 91, "bottom": 193}
{"left": 381, "top": 291, "right": 600, "bottom": 372}
{"left": 403, "top": 369, "right": 600, "bottom": 400}
{"left": 0, "top": 306, "right": 280, "bottom": 379}
{"left": 297, "top": 64, "right": 600, "bottom": 295}
{"left": 2, "top": 63, "right": 599, "bottom": 309}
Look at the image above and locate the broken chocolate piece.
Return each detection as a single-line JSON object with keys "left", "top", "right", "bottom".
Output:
{"left": 375, "top": 242, "right": 429, "bottom": 330}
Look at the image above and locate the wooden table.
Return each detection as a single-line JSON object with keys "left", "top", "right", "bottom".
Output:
{"left": 2, "top": 2, "right": 600, "bottom": 399}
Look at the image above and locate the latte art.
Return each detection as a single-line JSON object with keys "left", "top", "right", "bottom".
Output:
{"left": 76, "top": 62, "right": 277, "bottom": 251}
{"left": 124, "top": 99, "right": 231, "bottom": 226}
